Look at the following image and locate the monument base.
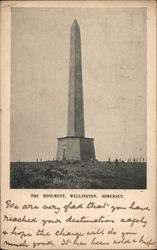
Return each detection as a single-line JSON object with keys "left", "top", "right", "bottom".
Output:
{"left": 56, "top": 137, "right": 95, "bottom": 161}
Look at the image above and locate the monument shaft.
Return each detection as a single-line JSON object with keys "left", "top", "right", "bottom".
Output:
{"left": 68, "top": 20, "right": 85, "bottom": 137}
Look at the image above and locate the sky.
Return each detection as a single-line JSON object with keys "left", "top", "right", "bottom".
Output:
{"left": 11, "top": 7, "right": 147, "bottom": 162}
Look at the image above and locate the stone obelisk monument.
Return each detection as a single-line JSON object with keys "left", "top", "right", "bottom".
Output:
{"left": 56, "top": 19, "right": 95, "bottom": 161}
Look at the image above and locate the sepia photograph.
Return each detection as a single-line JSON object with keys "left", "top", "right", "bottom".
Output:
{"left": 10, "top": 7, "right": 147, "bottom": 189}
{"left": 1, "top": 1, "right": 156, "bottom": 249}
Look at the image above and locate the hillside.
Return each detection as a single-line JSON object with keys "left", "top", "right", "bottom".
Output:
{"left": 10, "top": 160, "right": 146, "bottom": 189}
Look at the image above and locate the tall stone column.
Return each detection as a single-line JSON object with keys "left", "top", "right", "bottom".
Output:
{"left": 67, "top": 19, "right": 85, "bottom": 137}
{"left": 56, "top": 20, "right": 95, "bottom": 161}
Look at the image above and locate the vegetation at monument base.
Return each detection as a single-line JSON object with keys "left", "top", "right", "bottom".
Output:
{"left": 10, "top": 160, "right": 146, "bottom": 189}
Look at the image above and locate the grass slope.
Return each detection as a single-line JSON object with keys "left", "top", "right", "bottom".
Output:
{"left": 10, "top": 161, "right": 146, "bottom": 189}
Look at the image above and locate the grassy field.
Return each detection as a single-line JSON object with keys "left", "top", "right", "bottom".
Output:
{"left": 10, "top": 160, "right": 146, "bottom": 189}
